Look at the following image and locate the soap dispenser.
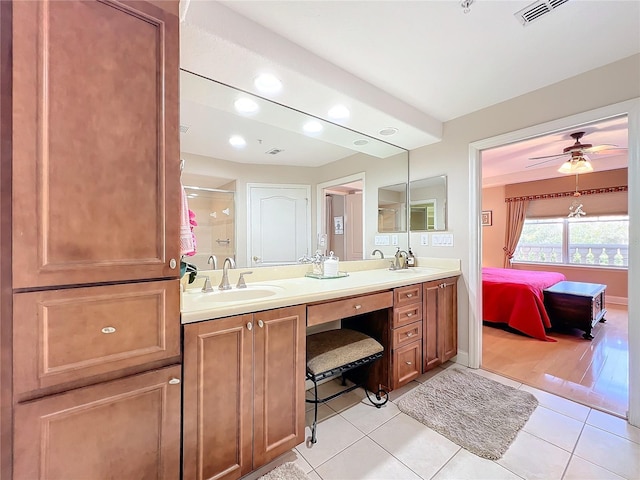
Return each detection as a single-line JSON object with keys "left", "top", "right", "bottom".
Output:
{"left": 407, "top": 248, "right": 416, "bottom": 267}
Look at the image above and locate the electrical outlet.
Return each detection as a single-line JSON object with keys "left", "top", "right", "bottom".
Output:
{"left": 420, "top": 234, "right": 429, "bottom": 246}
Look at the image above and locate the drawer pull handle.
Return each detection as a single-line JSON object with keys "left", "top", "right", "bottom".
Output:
{"left": 405, "top": 361, "right": 413, "bottom": 365}
{"left": 168, "top": 378, "right": 181, "bottom": 385}
{"left": 406, "top": 293, "right": 413, "bottom": 298}
{"left": 406, "top": 312, "right": 413, "bottom": 317}
{"left": 258, "top": 320, "right": 264, "bottom": 328}
{"left": 101, "top": 327, "right": 116, "bottom": 334}
{"left": 354, "top": 304, "right": 362, "bottom": 310}
{"left": 247, "top": 322, "right": 253, "bottom": 331}
{"left": 406, "top": 332, "right": 414, "bottom": 337}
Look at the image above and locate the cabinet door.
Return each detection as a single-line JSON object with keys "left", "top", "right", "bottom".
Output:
{"left": 14, "top": 280, "right": 180, "bottom": 400}
{"left": 13, "top": 365, "right": 181, "bottom": 480}
{"left": 423, "top": 281, "right": 441, "bottom": 371}
{"left": 253, "top": 306, "right": 306, "bottom": 468}
{"left": 12, "top": 0, "right": 180, "bottom": 288}
{"left": 439, "top": 277, "right": 458, "bottom": 363}
{"left": 183, "top": 315, "right": 253, "bottom": 480}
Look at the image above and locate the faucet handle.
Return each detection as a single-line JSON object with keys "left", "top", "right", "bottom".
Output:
{"left": 197, "top": 275, "right": 214, "bottom": 293}
{"left": 236, "top": 271, "right": 253, "bottom": 289}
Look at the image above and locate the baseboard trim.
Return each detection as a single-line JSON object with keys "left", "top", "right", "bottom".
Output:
{"left": 608, "top": 296, "right": 628, "bottom": 305}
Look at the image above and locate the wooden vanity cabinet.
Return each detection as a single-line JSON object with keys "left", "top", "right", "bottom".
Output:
{"left": 391, "top": 284, "right": 423, "bottom": 388}
{"left": 13, "top": 365, "right": 182, "bottom": 480}
{"left": 423, "top": 276, "right": 459, "bottom": 371}
{"left": 183, "top": 305, "right": 306, "bottom": 480}
{"left": 4, "top": 1, "right": 182, "bottom": 478}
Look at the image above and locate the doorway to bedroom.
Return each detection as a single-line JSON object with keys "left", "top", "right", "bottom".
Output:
{"left": 479, "top": 115, "right": 630, "bottom": 418}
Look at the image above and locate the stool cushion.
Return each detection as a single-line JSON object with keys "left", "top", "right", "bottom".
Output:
{"left": 306, "top": 329, "right": 383, "bottom": 375}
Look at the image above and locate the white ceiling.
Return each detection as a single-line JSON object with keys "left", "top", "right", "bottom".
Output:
{"left": 179, "top": 0, "right": 638, "bottom": 181}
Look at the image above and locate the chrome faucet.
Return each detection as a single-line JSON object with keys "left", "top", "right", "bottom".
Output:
{"left": 371, "top": 249, "right": 384, "bottom": 259}
{"left": 218, "top": 257, "right": 236, "bottom": 290}
{"left": 207, "top": 254, "right": 218, "bottom": 270}
{"left": 395, "top": 249, "right": 409, "bottom": 269}
{"left": 196, "top": 275, "right": 214, "bottom": 293}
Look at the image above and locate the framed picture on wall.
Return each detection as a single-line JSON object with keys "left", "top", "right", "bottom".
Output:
{"left": 334, "top": 216, "right": 344, "bottom": 235}
{"left": 481, "top": 210, "right": 493, "bottom": 226}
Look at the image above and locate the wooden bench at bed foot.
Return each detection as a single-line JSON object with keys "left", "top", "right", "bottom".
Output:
{"left": 543, "top": 281, "right": 607, "bottom": 340}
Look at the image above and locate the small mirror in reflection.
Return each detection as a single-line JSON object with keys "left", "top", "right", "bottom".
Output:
{"left": 378, "top": 183, "right": 407, "bottom": 233}
{"left": 409, "top": 176, "right": 447, "bottom": 231}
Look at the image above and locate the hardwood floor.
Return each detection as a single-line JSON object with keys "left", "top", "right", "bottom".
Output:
{"left": 482, "top": 304, "right": 628, "bottom": 417}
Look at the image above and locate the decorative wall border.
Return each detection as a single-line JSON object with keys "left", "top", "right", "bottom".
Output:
{"left": 505, "top": 185, "right": 628, "bottom": 203}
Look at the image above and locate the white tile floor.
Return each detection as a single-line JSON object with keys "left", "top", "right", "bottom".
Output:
{"left": 287, "top": 365, "right": 640, "bottom": 480}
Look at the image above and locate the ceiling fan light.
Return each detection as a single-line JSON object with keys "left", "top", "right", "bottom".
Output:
{"left": 575, "top": 159, "right": 594, "bottom": 174}
{"left": 558, "top": 160, "right": 574, "bottom": 174}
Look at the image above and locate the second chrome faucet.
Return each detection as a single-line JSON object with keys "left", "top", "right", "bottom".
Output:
{"left": 218, "top": 257, "right": 236, "bottom": 290}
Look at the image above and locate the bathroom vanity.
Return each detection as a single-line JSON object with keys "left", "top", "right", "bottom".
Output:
{"left": 181, "top": 259, "right": 461, "bottom": 480}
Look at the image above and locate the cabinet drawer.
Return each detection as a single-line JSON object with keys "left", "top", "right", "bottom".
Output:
{"left": 393, "top": 302, "right": 422, "bottom": 328}
{"left": 14, "top": 280, "right": 180, "bottom": 398}
{"left": 307, "top": 291, "right": 393, "bottom": 327}
{"left": 394, "top": 284, "right": 422, "bottom": 308}
{"left": 393, "top": 322, "right": 423, "bottom": 348}
{"left": 392, "top": 341, "right": 422, "bottom": 389}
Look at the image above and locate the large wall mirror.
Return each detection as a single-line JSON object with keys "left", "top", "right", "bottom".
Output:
{"left": 180, "top": 70, "right": 408, "bottom": 269}
{"left": 409, "top": 175, "right": 447, "bottom": 231}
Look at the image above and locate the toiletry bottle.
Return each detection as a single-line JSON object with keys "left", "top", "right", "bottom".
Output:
{"left": 407, "top": 248, "right": 416, "bottom": 267}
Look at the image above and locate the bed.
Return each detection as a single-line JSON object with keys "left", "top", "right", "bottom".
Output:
{"left": 482, "top": 267, "right": 566, "bottom": 341}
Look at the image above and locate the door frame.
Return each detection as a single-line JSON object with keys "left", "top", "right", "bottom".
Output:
{"left": 316, "top": 172, "right": 366, "bottom": 258}
{"left": 468, "top": 98, "right": 640, "bottom": 425}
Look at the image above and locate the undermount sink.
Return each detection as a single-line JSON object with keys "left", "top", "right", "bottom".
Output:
{"left": 183, "top": 285, "right": 285, "bottom": 305}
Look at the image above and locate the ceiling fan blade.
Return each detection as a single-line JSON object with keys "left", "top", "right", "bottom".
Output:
{"left": 527, "top": 152, "right": 567, "bottom": 161}
{"left": 588, "top": 146, "right": 628, "bottom": 155}
{"left": 526, "top": 157, "right": 565, "bottom": 168}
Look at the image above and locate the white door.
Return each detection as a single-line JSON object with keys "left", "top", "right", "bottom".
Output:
{"left": 248, "top": 184, "right": 311, "bottom": 266}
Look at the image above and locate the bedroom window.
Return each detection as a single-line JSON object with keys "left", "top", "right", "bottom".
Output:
{"left": 514, "top": 215, "right": 629, "bottom": 267}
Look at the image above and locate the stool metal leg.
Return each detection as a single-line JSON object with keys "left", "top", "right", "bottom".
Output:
{"left": 311, "top": 376, "right": 319, "bottom": 444}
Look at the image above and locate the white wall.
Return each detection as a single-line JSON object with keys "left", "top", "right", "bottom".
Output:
{"left": 408, "top": 53, "right": 640, "bottom": 422}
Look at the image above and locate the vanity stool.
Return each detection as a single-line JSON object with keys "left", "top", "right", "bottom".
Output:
{"left": 305, "top": 329, "right": 388, "bottom": 444}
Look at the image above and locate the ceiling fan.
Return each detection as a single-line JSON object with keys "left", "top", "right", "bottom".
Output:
{"left": 527, "top": 131, "right": 628, "bottom": 173}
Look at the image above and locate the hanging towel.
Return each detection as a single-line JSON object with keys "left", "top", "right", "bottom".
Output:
{"left": 180, "top": 184, "right": 196, "bottom": 256}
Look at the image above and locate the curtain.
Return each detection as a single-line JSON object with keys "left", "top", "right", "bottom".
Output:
{"left": 503, "top": 199, "right": 529, "bottom": 268}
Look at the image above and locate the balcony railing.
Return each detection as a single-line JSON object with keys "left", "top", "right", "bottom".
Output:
{"left": 513, "top": 244, "right": 628, "bottom": 267}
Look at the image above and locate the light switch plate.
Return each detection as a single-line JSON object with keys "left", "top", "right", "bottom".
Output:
{"left": 420, "top": 234, "right": 429, "bottom": 246}
{"left": 432, "top": 233, "right": 454, "bottom": 246}
{"left": 374, "top": 235, "right": 390, "bottom": 246}
{"left": 391, "top": 234, "right": 398, "bottom": 245}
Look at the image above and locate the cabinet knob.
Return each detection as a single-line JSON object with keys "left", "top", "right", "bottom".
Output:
{"left": 101, "top": 326, "right": 116, "bottom": 334}
{"left": 168, "top": 378, "right": 180, "bottom": 385}
{"left": 354, "top": 304, "right": 362, "bottom": 310}
{"left": 405, "top": 361, "right": 413, "bottom": 365}
{"left": 406, "top": 332, "right": 414, "bottom": 337}
{"left": 406, "top": 293, "right": 413, "bottom": 298}
{"left": 169, "top": 258, "right": 177, "bottom": 269}
{"left": 406, "top": 312, "right": 413, "bottom": 317}
{"left": 247, "top": 322, "right": 253, "bottom": 331}
{"left": 258, "top": 320, "right": 264, "bottom": 328}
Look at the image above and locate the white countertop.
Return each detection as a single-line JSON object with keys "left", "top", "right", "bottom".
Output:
{"left": 181, "top": 258, "right": 461, "bottom": 324}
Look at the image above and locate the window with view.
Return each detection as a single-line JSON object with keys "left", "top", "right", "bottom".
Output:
{"left": 513, "top": 215, "right": 629, "bottom": 267}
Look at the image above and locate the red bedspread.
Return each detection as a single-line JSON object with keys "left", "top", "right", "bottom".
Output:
{"left": 482, "top": 267, "right": 566, "bottom": 341}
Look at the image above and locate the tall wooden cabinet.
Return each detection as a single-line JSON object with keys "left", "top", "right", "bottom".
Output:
{"left": 423, "top": 276, "right": 459, "bottom": 371}
{"left": 183, "top": 306, "right": 306, "bottom": 480}
{"left": 2, "top": 1, "right": 181, "bottom": 478}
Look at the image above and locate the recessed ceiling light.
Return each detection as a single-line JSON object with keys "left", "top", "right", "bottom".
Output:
{"left": 234, "top": 97, "right": 259, "bottom": 114}
{"left": 229, "top": 135, "right": 247, "bottom": 148}
{"left": 328, "top": 104, "right": 350, "bottom": 120}
{"left": 353, "top": 139, "right": 369, "bottom": 146}
{"left": 379, "top": 127, "right": 398, "bottom": 136}
{"left": 254, "top": 73, "right": 282, "bottom": 94}
{"left": 303, "top": 121, "right": 323, "bottom": 134}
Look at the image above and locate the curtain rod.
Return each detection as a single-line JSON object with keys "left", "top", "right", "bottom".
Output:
{"left": 505, "top": 185, "right": 627, "bottom": 203}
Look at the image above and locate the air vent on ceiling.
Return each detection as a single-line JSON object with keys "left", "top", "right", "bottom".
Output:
{"left": 265, "top": 148, "right": 284, "bottom": 155}
{"left": 179, "top": 124, "right": 190, "bottom": 133}
{"left": 515, "top": 0, "right": 569, "bottom": 26}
